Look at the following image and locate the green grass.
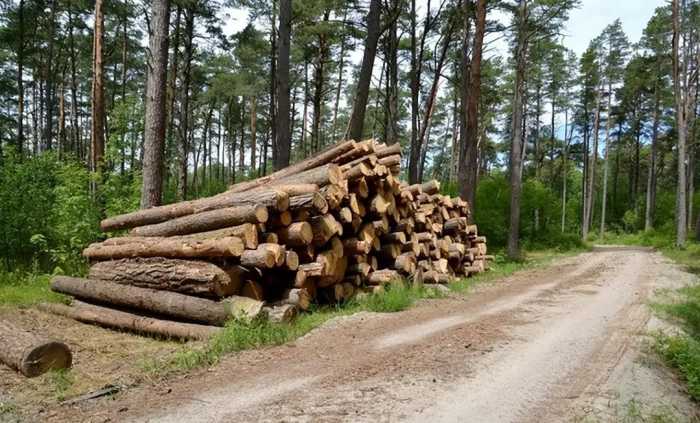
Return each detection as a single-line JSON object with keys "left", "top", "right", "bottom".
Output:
{"left": 141, "top": 282, "right": 450, "bottom": 375}
{"left": 48, "top": 369, "right": 75, "bottom": 401}
{"left": 0, "top": 271, "right": 66, "bottom": 307}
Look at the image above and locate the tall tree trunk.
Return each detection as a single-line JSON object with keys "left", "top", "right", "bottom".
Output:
{"left": 68, "top": 7, "right": 79, "bottom": 158}
{"left": 408, "top": 0, "right": 422, "bottom": 183}
{"left": 384, "top": 0, "right": 399, "bottom": 145}
{"left": 274, "top": 0, "right": 291, "bottom": 170}
{"left": 91, "top": 0, "right": 106, "bottom": 190}
{"left": 312, "top": 10, "right": 330, "bottom": 153}
{"left": 141, "top": 0, "right": 171, "bottom": 208}
{"left": 239, "top": 98, "right": 246, "bottom": 175}
{"left": 582, "top": 84, "right": 602, "bottom": 239}
{"left": 331, "top": 7, "right": 348, "bottom": 142}
{"left": 644, "top": 93, "right": 660, "bottom": 231}
{"left": 415, "top": 22, "right": 455, "bottom": 182}
{"left": 269, "top": 2, "right": 277, "bottom": 170}
{"left": 167, "top": 5, "right": 182, "bottom": 167}
{"left": 178, "top": 7, "right": 195, "bottom": 201}
{"left": 600, "top": 82, "right": 613, "bottom": 236}
{"left": 44, "top": 0, "right": 58, "bottom": 151}
{"left": 459, "top": 0, "right": 486, "bottom": 207}
{"left": 16, "top": 0, "right": 25, "bottom": 156}
{"left": 672, "top": 0, "right": 687, "bottom": 247}
{"left": 345, "top": 0, "right": 382, "bottom": 142}
{"left": 507, "top": 0, "right": 528, "bottom": 260}
{"left": 250, "top": 96, "right": 257, "bottom": 177}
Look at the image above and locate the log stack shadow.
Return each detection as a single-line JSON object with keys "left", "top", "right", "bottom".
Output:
{"left": 43, "top": 139, "right": 491, "bottom": 340}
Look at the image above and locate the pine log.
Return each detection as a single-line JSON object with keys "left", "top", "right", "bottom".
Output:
{"left": 88, "top": 258, "right": 237, "bottom": 298}
{"left": 83, "top": 236, "right": 245, "bottom": 260}
{"left": 38, "top": 301, "right": 219, "bottom": 341}
{"left": 227, "top": 141, "right": 354, "bottom": 193}
{"left": 268, "top": 211, "right": 293, "bottom": 228}
{"left": 310, "top": 214, "right": 341, "bottom": 245}
{"left": 421, "top": 180, "right": 440, "bottom": 195}
{"left": 263, "top": 304, "right": 297, "bottom": 323}
{"left": 0, "top": 320, "right": 72, "bottom": 377}
{"left": 50, "top": 276, "right": 261, "bottom": 325}
{"left": 130, "top": 205, "right": 268, "bottom": 237}
{"left": 343, "top": 238, "right": 371, "bottom": 254}
{"left": 240, "top": 245, "right": 278, "bottom": 268}
{"left": 100, "top": 189, "right": 288, "bottom": 232}
{"left": 298, "top": 262, "right": 324, "bottom": 277}
{"left": 272, "top": 288, "right": 311, "bottom": 311}
{"left": 368, "top": 269, "right": 400, "bottom": 285}
{"left": 375, "top": 142, "right": 401, "bottom": 158}
{"left": 288, "top": 192, "right": 328, "bottom": 214}
{"left": 102, "top": 223, "right": 259, "bottom": 250}
{"left": 277, "top": 222, "right": 313, "bottom": 247}
{"left": 285, "top": 250, "right": 299, "bottom": 271}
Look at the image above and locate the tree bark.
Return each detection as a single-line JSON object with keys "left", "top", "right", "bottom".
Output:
{"left": 88, "top": 258, "right": 239, "bottom": 298}
{"left": 274, "top": 0, "right": 291, "bottom": 170}
{"left": 84, "top": 236, "right": 245, "bottom": 260}
{"left": 459, "top": 0, "right": 487, "bottom": 207}
{"left": 50, "top": 276, "right": 262, "bottom": 326}
{"left": 104, "top": 188, "right": 287, "bottom": 231}
{"left": 645, "top": 83, "right": 661, "bottom": 231}
{"left": 0, "top": 320, "right": 71, "bottom": 377}
{"left": 39, "top": 301, "right": 219, "bottom": 341}
{"left": 178, "top": 7, "right": 195, "bottom": 201}
{"left": 672, "top": 0, "right": 688, "bottom": 247}
{"left": 16, "top": 0, "right": 25, "bottom": 156}
{"left": 507, "top": 0, "right": 527, "bottom": 260}
{"left": 91, "top": 0, "right": 106, "bottom": 183}
{"left": 128, "top": 204, "right": 268, "bottom": 237}
{"left": 345, "top": 0, "right": 382, "bottom": 142}
{"left": 141, "top": 0, "right": 171, "bottom": 208}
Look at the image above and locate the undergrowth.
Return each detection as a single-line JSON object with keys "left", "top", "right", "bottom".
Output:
{"left": 0, "top": 271, "right": 66, "bottom": 307}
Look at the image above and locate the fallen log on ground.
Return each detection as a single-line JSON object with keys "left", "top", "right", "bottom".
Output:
{"left": 50, "top": 276, "right": 263, "bottom": 326}
{"left": 0, "top": 320, "right": 72, "bottom": 377}
{"left": 38, "top": 301, "right": 219, "bottom": 341}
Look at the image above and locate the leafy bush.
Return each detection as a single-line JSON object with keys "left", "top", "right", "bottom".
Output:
{"left": 0, "top": 153, "right": 101, "bottom": 273}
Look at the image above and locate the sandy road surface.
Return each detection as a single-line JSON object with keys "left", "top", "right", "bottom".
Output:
{"left": 56, "top": 250, "right": 698, "bottom": 422}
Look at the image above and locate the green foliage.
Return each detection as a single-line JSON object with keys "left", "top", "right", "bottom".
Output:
{"left": 622, "top": 209, "right": 640, "bottom": 233}
{"left": 0, "top": 271, "right": 66, "bottom": 307}
{"left": 0, "top": 153, "right": 102, "bottom": 273}
{"left": 654, "top": 334, "right": 700, "bottom": 401}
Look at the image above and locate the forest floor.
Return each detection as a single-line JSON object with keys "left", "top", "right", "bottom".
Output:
{"left": 1, "top": 248, "right": 699, "bottom": 422}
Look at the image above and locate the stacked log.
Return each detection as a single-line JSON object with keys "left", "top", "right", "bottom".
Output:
{"left": 45, "top": 139, "right": 490, "bottom": 340}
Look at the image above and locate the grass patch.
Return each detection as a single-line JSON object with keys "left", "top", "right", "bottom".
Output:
{"left": 142, "top": 282, "right": 447, "bottom": 376}
{"left": 48, "top": 369, "right": 75, "bottom": 401}
{"left": 0, "top": 271, "right": 66, "bottom": 307}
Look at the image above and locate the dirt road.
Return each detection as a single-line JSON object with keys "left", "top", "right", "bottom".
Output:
{"left": 58, "top": 249, "right": 698, "bottom": 422}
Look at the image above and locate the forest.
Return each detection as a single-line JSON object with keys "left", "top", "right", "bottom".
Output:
{"left": 0, "top": 0, "right": 698, "bottom": 275}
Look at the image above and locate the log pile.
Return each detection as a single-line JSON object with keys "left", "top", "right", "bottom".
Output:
{"left": 45, "top": 139, "right": 490, "bottom": 340}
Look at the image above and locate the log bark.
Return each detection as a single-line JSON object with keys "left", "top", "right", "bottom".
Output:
{"left": 83, "top": 236, "right": 244, "bottom": 260}
{"left": 101, "top": 223, "right": 259, "bottom": 250}
{"left": 0, "top": 320, "right": 72, "bottom": 377}
{"left": 130, "top": 205, "right": 268, "bottom": 237}
{"left": 228, "top": 140, "right": 355, "bottom": 192}
{"left": 88, "top": 258, "right": 237, "bottom": 298}
{"left": 38, "top": 301, "right": 219, "bottom": 341}
{"left": 50, "top": 276, "right": 261, "bottom": 326}
{"left": 103, "top": 189, "right": 287, "bottom": 231}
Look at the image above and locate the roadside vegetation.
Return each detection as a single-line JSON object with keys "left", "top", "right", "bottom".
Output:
{"left": 595, "top": 230, "right": 700, "bottom": 402}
